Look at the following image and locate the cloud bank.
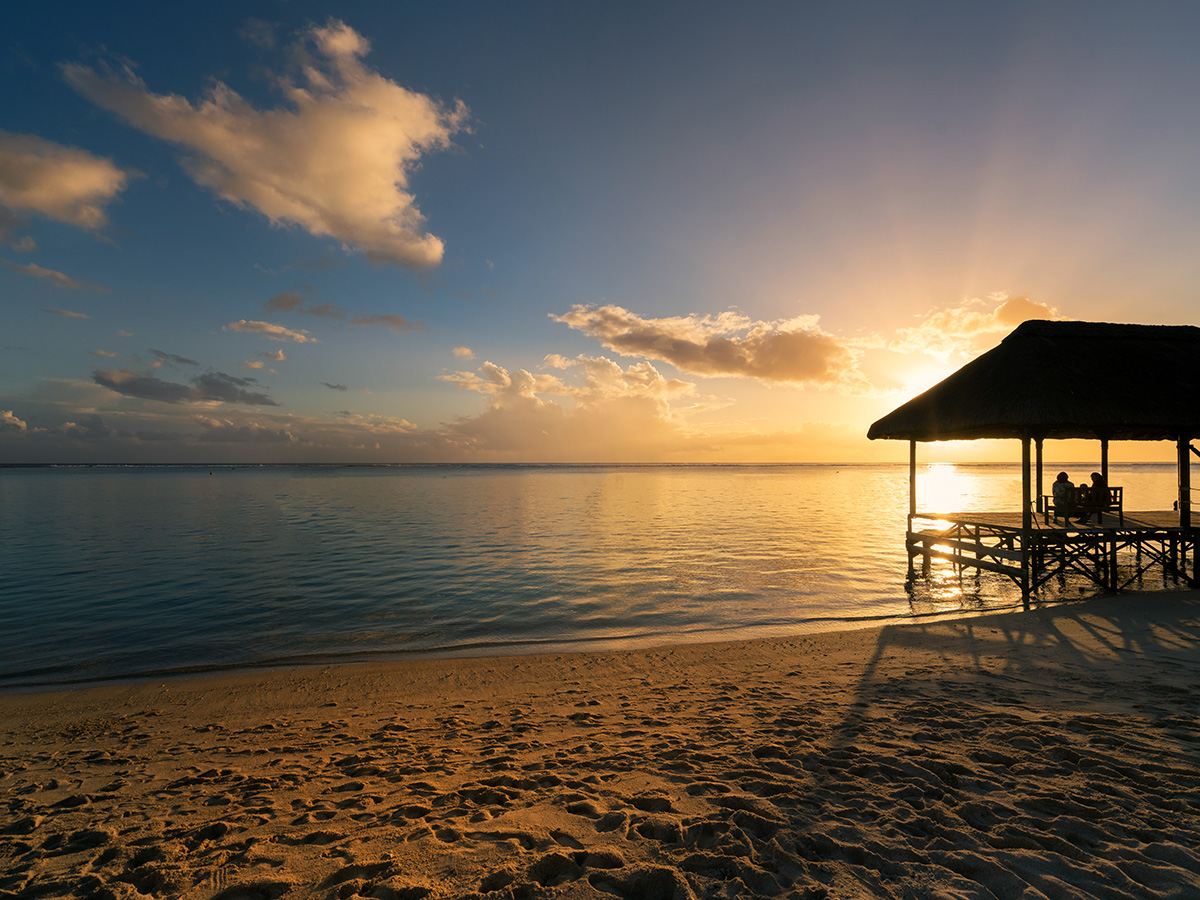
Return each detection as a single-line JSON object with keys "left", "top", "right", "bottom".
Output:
{"left": 4, "top": 344, "right": 910, "bottom": 464}
{"left": 552, "top": 305, "right": 865, "bottom": 389}
{"left": 194, "top": 415, "right": 294, "bottom": 443}
{"left": 0, "top": 130, "right": 132, "bottom": 230}
{"left": 63, "top": 19, "right": 467, "bottom": 268}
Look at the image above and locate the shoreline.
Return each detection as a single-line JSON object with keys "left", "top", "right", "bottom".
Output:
{"left": 4, "top": 593, "right": 1199, "bottom": 898}
{"left": 0, "top": 596, "right": 1047, "bottom": 697}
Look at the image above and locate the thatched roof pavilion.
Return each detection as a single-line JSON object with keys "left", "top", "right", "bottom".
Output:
{"left": 868, "top": 320, "right": 1200, "bottom": 596}
{"left": 868, "top": 320, "right": 1200, "bottom": 443}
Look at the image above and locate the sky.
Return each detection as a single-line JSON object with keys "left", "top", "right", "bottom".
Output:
{"left": 4, "top": 1, "right": 1200, "bottom": 464}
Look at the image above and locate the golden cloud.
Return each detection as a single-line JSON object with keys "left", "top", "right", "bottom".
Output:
{"left": 0, "top": 130, "right": 132, "bottom": 230}
{"left": 890, "top": 294, "right": 1060, "bottom": 361}
{"left": 552, "top": 304, "right": 866, "bottom": 389}
{"left": 64, "top": 19, "right": 467, "bottom": 268}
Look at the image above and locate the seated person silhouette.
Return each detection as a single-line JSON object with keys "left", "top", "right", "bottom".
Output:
{"left": 1050, "top": 471, "right": 1075, "bottom": 522}
{"left": 1076, "top": 472, "right": 1108, "bottom": 525}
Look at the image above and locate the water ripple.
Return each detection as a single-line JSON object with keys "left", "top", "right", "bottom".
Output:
{"left": 1, "top": 463, "right": 1185, "bottom": 688}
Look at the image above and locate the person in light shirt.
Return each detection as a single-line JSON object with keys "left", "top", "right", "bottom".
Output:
{"left": 1051, "top": 471, "right": 1075, "bottom": 523}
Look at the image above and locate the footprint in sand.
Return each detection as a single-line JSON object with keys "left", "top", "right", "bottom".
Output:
{"left": 210, "top": 880, "right": 293, "bottom": 900}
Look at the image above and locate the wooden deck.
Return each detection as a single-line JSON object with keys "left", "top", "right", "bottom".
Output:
{"left": 917, "top": 510, "right": 1183, "bottom": 531}
{"left": 906, "top": 510, "right": 1198, "bottom": 594}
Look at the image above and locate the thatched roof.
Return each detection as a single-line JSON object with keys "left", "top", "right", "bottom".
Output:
{"left": 868, "top": 320, "right": 1200, "bottom": 442}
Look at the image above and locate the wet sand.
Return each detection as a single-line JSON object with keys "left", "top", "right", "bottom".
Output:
{"left": 3, "top": 593, "right": 1199, "bottom": 899}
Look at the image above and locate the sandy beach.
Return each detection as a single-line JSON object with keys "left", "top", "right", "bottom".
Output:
{"left": 3, "top": 594, "right": 1199, "bottom": 900}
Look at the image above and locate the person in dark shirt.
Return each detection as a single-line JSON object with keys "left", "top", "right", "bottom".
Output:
{"left": 1076, "top": 472, "right": 1108, "bottom": 525}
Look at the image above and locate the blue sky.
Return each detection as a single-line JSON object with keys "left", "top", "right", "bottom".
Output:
{"left": 4, "top": 1, "right": 1200, "bottom": 462}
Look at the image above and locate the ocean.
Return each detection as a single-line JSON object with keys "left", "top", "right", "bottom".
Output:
{"left": 0, "top": 463, "right": 1186, "bottom": 689}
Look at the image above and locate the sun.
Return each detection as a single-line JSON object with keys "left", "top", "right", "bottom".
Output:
{"left": 898, "top": 361, "right": 957, "bottom": 398}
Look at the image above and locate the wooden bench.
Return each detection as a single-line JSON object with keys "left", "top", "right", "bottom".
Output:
{"left": 1041, "top": 486, "right": 1123, "bottom": 526}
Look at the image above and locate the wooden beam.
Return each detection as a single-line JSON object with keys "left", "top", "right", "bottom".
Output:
{"left": 916, "top": 547, "right": 1022, "bottom": 578}
{"left": 906, "top": 534, "right": 1025, "bottom": 563}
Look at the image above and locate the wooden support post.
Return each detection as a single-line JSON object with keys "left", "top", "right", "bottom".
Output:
{"left": 1179, "top": 433, "right": 1192, "bottom": 529}
{"left": 1035, "top": 437, "right": 1044, "bottom": 514}
{"left": 1021, "top": 434, "right": 1032, "bottom": 601}
{"left": 907, "top": 440, "right": 919, "bottom": 577}
{"left": 908, "top": 440, "right": 917, "bottom": 520}
{"left": 1179, "top": 433, "right": 1192, "bottom": 576}
{"left": 1108, "top": 534, "right": 1118, "bottom": 590}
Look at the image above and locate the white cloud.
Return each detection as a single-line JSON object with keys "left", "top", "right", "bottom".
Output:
{"left": 552, "top": 304, "right": 867, "bottom": 389}
{"left": 0, "top": 130, "right": 132, "bottom": 230}
{"left": 259, "top": 348, "right": 287, "bottom": 362}
{"left": 223, "top": 319, "right": 316, "bottom": 343}
{"left": 45, "top": 308, "right": 89, "bottom": 318}
{"left": 452, "top": 346, "right": 474, "bottom": 359}
{"left": 64, "top": 19, "right": 467, "bottom": 268}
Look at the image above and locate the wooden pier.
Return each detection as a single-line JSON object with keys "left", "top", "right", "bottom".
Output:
{"left": 907, "top": 511, "right": 1199, "bottom": 595}
{"left": 868, "top": 321, "right": 1200, "bottom": 601}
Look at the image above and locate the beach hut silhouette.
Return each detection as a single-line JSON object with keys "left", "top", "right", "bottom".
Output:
{"left": 868, "top": 320, "right": 1200, "bottom": 598}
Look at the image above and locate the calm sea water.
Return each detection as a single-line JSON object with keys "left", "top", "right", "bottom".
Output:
{"left": 0, "top": 463, "right": 1186, "bottom": 689}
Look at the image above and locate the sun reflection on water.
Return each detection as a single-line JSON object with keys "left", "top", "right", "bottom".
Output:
{"left": 911, "top": 465, "right": 991, "bottom": 608}
{"left": 916, "top": 463, "right": 979, "bottom": 515}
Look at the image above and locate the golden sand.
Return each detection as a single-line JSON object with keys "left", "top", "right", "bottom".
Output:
{"left": 3, "top": 593, "right": 1199, "bottom": 899}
